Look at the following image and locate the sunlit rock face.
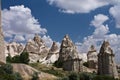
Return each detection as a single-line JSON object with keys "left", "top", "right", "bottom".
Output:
{"left": 44, "top": 42, "right": 59, "bottom": 64}
{"left": 58, "top": 34, "right": 83, "bottom": 72}
{"left": 87, "top": 45, "right": 98, "bottom": 69}
{"left": 5, "top": 42, "right": 24, "bottom": 57}
{"left": 98, "top": 41, "right": 119, "bottom": 79}
{"left": 58, "top": 34, "right": 79, "bottom": 62}
{"left": 0, "top": 4, "right": 5, "bottom": 63}
{"left": 24, "top": 34, "right": 49, "bottom": 63}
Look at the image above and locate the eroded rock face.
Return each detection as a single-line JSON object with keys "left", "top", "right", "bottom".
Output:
{"left": 5, "top": 42, "right": 24, "bottom": 57}
{"left": 0, "top": 4, "right": 5, "bottom": 63}
{"left": 24, "top": 34, "right": 49, "bottom": 63}
{"left": 87, "top": 45, "right": 98, "bottom": 69}
{"left": 58, "top": 35, "right": 83, "bottom": 72}
{"left": 98, "top": 41, "right": 119, "bottom": 78}
{"left": 44, "top": 42, "right": 59, "bottom": 64}
{"left": 58, "top": 34, "right": 79, "bottom": 62}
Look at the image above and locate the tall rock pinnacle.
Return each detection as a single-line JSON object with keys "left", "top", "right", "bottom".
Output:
{"left": 98, "top": 41, "right": 119, "bottom": 78}
{"left": 87, "top": 45, "right": 97, "bottom": 69}
{"left": 58, "top": 34, "right": 79, "bottom": 62}
{"left": 0, "top": 0, "right": 5, "bottom": 64}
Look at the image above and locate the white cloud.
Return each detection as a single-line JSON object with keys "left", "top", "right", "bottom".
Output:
{"left": 13, "top": 35, "right": 25, "bottom": 42}
{"left": 47, "top": 0, "right": 111, "bottom": 13}
{"left": 109, "top": 5, "right": 120, "bottom": 28}
{"left": 91, "top": 14, "right": 109, "bottom": 38}
{"left": 42, "top": 35, "right": 53, "bottom": 48}
{"left": 2, "top": 5, "right": 47, "bottom": 42}
{"left": 91, "top": 14, "right": 109, "bottom": 27}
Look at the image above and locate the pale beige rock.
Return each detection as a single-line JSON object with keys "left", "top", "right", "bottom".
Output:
{"left": 0, "top": 1, "right": 5, "bottom": 64}
{"left": 24, "top": 34, "right": 49, "bottom": 63}
{"left": 87, "top": 45, "right": 98, "bottom": 69}
{"left": 98, "top": 41, "right": 119, "bottom": 78}
{"left": 58, "top": 34, "right": 83, "bottom": 72}
{"left": 5, "top": 42, "right": 24, "bottom": 57}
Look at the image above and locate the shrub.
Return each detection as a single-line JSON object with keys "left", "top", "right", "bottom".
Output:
{"left": 83, "top": 62, "right": 89, "bottom": 67}
{"left": 31, "top": 72, "right": 39, "bottom": 80}
{"left": 20, "top": 52, "right": 30, "bottom": 64}
{"left": 53, "top": 60, "right": 63, "bottom": 68}
{"left": 68, "top": 72, "right": 79, "bottom": 80}
{"left": 6, "top": 52, "right": 29, "bottom": 64}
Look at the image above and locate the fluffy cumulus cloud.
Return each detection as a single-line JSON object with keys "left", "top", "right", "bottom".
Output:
{"left": 2, "top": 5, "right": 47, "bottom": 42}
{"left": 76, "top": 14, "right": 120, "bottom": 64}
{"left": 47, "top": 0, "right": 120, "bottom": 14}
{"left": 109, "top": 5, "right": 120, "bottom": 28}
{"left": 91, "top": 14, "right": 109, "bottom": 38}
{"left": 47, "top": 0, "right": 108, "bottom": 13}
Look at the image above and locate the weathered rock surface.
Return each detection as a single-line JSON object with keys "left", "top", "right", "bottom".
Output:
{"left": 24, "top": 34, "right": 49, "bottom": 63}
{"left": 12, "top": 63, "right": 57, "bottom": 80}
{"left": 5, "top": 42, "right": 24, "bottom": 57}
{"left": 58, "top": 34, "right": 83, "bottom": 72}
{"left": 87, "top": 45, "right": 97, "bottom": 69}
{"left": 43, "top": 42, "right": 59, "bottom": 64}
{"left": 58, "top": 34, "right": 79, "bottom": 62}
{"left": 98, "top": 41, "right": 119, "bottom": 78}
{"left": 0, "top": 3, "right": 5, "bottom": 63}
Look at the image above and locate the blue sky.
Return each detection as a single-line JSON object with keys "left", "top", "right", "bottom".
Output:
{"left": 2, "top": 0, "right": 120, "bottom": 63}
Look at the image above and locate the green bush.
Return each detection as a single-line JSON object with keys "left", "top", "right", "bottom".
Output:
{"left": 68, "top": 72, "right": 79, "bottom": 80}
{"left": 93, "top": 75, "right": 115, "bottom": 80}
{"left": 6, "top": 52, "right": 29, "bottom": 64}
{"left": 31, "top": 72, "right": 39, "bottom": 80}
{"left": 83, "top": 62, "right": 89, "bottom": 67}
{"left": 20, "top": 52, "right": 30, "bottom": 64}
{"left": 53, "top": 60, "right": 63, "bottom": 68}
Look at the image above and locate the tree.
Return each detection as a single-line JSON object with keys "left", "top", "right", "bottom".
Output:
{"left": 6, "top": 52, "right": 30, "bottom": 64}
{"left": 20, "top": 52, "right": 30, "bottom": 64}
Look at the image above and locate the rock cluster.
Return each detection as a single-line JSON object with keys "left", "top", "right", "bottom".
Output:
{"left": 5, "top": 42, "right": 24, "bottom": 57}
{"left": 98, "top": 41, "right": 119, "bottom": 78}
{"left": 24, "top": 34, "right": 49, "bottom": 63}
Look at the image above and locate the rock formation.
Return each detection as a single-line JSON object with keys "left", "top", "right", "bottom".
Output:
{"left": 87, "top": 45, "right": 98, "bottom": 69}
{"left": 98, "top": 41, "right": 119, "bottom": 78}
{"left": 58, "top": 34, "right": 79, "bottom": 61}
{"left": 58, "top": 34, "right": 83, "bottom": 72}
{"left": 5, "top": 42, "right": 24, "bottom": 57}
{"left": 0, "top": 2, "right": 5, "bottom": 63}
{"left": 44, "top": 42, "right": 59, "bottom": 64}
{"left": 24, "top": 34, "right": 49, "bottom": 63}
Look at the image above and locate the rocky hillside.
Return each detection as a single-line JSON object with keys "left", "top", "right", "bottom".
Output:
{"left": 12, "top": 63, "right": 57, "bottom": 80}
